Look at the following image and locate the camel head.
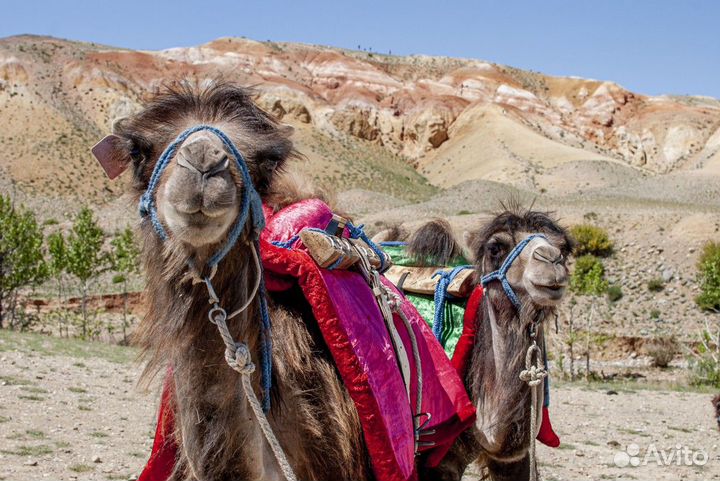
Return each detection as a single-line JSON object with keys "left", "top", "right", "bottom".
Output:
{"left": 101, "top": 82, "right": 293, "bottom": 259}
{"left": 465, "top": 207, "right": 573, "bottom": 464}
{"left": 470, "top": 208, "right": 574, "bottom": 316}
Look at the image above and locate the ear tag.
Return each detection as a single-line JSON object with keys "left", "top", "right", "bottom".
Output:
{"left": 91, "top": 135, "right": 129, "bottom": 180}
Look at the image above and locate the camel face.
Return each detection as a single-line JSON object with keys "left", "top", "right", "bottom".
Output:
{"left": 474, "top": 211, "right": 574, "bottom": 312}
{"left": 156, "top": 131, "right": 240, "bottom": 247}
{"left": 496, "top": 231, "right": 569, "bottom": 307}
{"left": 104, "top": 83, "right": 294, "bottom": 256}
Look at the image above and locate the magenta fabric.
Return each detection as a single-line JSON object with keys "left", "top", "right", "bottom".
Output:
{"left": 262, "top": 198, "right": 334, "bottom": 244}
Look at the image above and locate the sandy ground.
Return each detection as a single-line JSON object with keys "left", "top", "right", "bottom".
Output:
{"left": 1, "top": 330, "right": 719, "bottom": 481}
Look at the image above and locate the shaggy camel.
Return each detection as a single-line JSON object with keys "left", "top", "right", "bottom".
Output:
{"left": 105, "top": 83, "right": 374, "bottom": 481}
{"left": 395, "top": 212, "right": 574, "bottom": 481}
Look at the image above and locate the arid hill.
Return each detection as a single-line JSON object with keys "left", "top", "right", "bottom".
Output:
{"left": 1, "top": 34, "right": 719, "bottom": 204}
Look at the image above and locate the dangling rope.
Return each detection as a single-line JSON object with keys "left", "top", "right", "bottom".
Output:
{"left": 353, "top": 244, "right": 433, "bottom": 452}
{"left": 519, "top": 336, "right": 547, "bottom": 481}
{"left": 207, "top": 285, "right": 297, "bottom": 481}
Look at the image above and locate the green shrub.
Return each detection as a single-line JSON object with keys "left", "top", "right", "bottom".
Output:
{"left": 607, "top": 284, "right": 623, "bottom": 302}
{"left": 570, "top": 255, "right": 608, "bottom": 296}
{"left": 696, "top": 242, "right": 720, "bottom": 312}
{"left": 689, "top": 322, "right": 720, "bottom": 388}
{"left": 570, "top": 224, "right": 614, "bottom": 257}
{"left": 647, "top": 278, "right": 665, "bottom": 292}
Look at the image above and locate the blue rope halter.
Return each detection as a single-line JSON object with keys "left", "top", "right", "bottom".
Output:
{"left": 139, "top": 125, "right": 266, "bottom": 264}
{"left": 480, "top": 234, "right": 547, "bottom": 311}
{"left": 139, "top": 125, "right": 273, "bottom": 411}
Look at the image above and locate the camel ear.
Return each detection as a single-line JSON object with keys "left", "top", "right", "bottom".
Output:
{"left": 91, "top": 134, "right": 131, "bottom": 180}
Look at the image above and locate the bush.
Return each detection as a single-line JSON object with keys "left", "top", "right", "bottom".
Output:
{"left": 570, "top": 255, "right": 608, "bottom": 296}
{"left": 646, "top": 336, "right": 678, "bottom": 368}
{"left": 0, "top": 195, "right": 48, "bottom": 327}
{"left": 570, "top": 224, "right": 614, "bottom": 257}
{"left": 607, "top": 284, "right": 623, "bottom": 302}
{"left": 696, "top": 242, "right": 720, "bottom": 312}
{"left": 647, "top": 278, "right": 665, "bottom": 292}
{"left": 689, "top": 321, "right": 720, "bottom": 388}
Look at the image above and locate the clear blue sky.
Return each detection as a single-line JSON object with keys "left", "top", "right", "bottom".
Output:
{"left": 3, "top": 0, "right": 719, "bottom": 98}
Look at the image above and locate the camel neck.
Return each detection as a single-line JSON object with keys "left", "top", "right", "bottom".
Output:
{"left": 465, "top": 288, "right": 546, "bottom": 458}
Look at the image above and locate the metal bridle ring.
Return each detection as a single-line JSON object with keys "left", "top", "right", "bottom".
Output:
{"left": 208, "top": 305, "right": 227, "bottom": 325}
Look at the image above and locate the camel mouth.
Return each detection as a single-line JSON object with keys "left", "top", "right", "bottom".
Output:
{"left": 530, "top": 282, "right": 567, "bottom": 302}
{"left": 162, "top": 201, "right": 239, "bottom": 246}
{"left": 176, "top": 206, "right": 233, "bottom": 221}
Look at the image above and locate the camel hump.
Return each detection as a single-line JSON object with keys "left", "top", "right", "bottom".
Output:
{"left": 407, "top": 219, "right": 464, "bottom": 266}
{"left": 266, "top": 168, "right": 336, "bottom": 213}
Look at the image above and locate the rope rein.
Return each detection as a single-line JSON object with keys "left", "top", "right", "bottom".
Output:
{"left": 519, "top": 318, "right": 547, "bottom": 481}
{"left": 202, "top": 242, "right": 297, "bottom": 481}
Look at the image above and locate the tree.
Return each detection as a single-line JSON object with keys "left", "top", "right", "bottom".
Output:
{"left": 47, "top": 231, "right": 70, "bottom": 335}
{"left": 0, "top": 195, "right": 47, "bottom": 328}
{"left": 65, "top": 207, "right": 109, "bottom": 337}
{"left": 697, "top": 241, "right": 720, "bottom": 312}
{"left": 569, "top": 254, "right": 608, "bottom": 381}
{"left": 111, "top": 227, "right": 140, "bottom": 343}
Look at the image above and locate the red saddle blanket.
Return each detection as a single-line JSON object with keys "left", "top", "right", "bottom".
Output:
{"left": 138, "top": 199, "right": 475, "bottom": 481}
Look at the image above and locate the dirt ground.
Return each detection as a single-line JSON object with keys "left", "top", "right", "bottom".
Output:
{"left": 1, "top": 330, "right": 719, "bottom": 481}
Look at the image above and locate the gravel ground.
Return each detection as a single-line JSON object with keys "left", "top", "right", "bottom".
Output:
{"left": 1, "top": 330, "right": 719, "bottom": 481}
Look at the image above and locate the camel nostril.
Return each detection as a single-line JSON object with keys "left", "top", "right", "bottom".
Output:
{"left": 533, "top": 244, "right": 563, "bottom": 265}
{"left": 177, "top": 152, "right": 229, "bottom": 176}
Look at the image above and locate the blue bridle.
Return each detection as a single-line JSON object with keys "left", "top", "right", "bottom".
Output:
{"left": 139, "top": 125, "right": 266, "bottom": 264}
{"left": 480, "top": 234, "right": 547, "bottom": 311}
{"left": 139, "top": 125, "right": 273, "bottom": 411}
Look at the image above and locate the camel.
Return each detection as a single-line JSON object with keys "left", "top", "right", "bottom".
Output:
{"left": 105, "top": 82, "right": 374, "bottom": 481}
{"left": 385, "top": 211, "right": 574, "bottom": 481}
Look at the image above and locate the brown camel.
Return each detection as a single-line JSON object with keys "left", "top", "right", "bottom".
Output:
{"left": 391, "top": 211, "right": 574, "bottom": 481}
{"left": 106, "top": 82, "right": 374, "bottom": 481}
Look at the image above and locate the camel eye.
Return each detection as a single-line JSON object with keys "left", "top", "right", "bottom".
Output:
{"left": 487, "top": 242, "right": 503, "bottom": 258}
{"left": 130, "top": 147, "right": 144, "bottom": 163}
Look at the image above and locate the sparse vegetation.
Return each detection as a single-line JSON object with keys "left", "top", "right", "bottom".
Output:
{"left": 570, "top": 224, "right": 614, "bottom": 257}
{"left": 69, "top": 463, "right": 94, "bottom": 473}
{"left": 63, "top": 207, "right": 111, "bottom": 338}
{"left": 0, "top": 195, "right": 48, "bottom": 328}
{"left": 607, "top": 284, "right": 623, "bottom": 302}
{"left": 646, "top": 336, "right": 678, "bottom": 368}
{"left": 110, "top": 227, "right": 140, "bottom": 344}
{"left": 647, "top": 277, "right": 665, "bottom": 292}
{"left": 570, "top": 255, "right": 608, "bottom": 296}
{"left": 696, "top": 241, "right": 720, "bottom": 312}
{"left": 689, "top": 320, "right": 720, "bottom": 388}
